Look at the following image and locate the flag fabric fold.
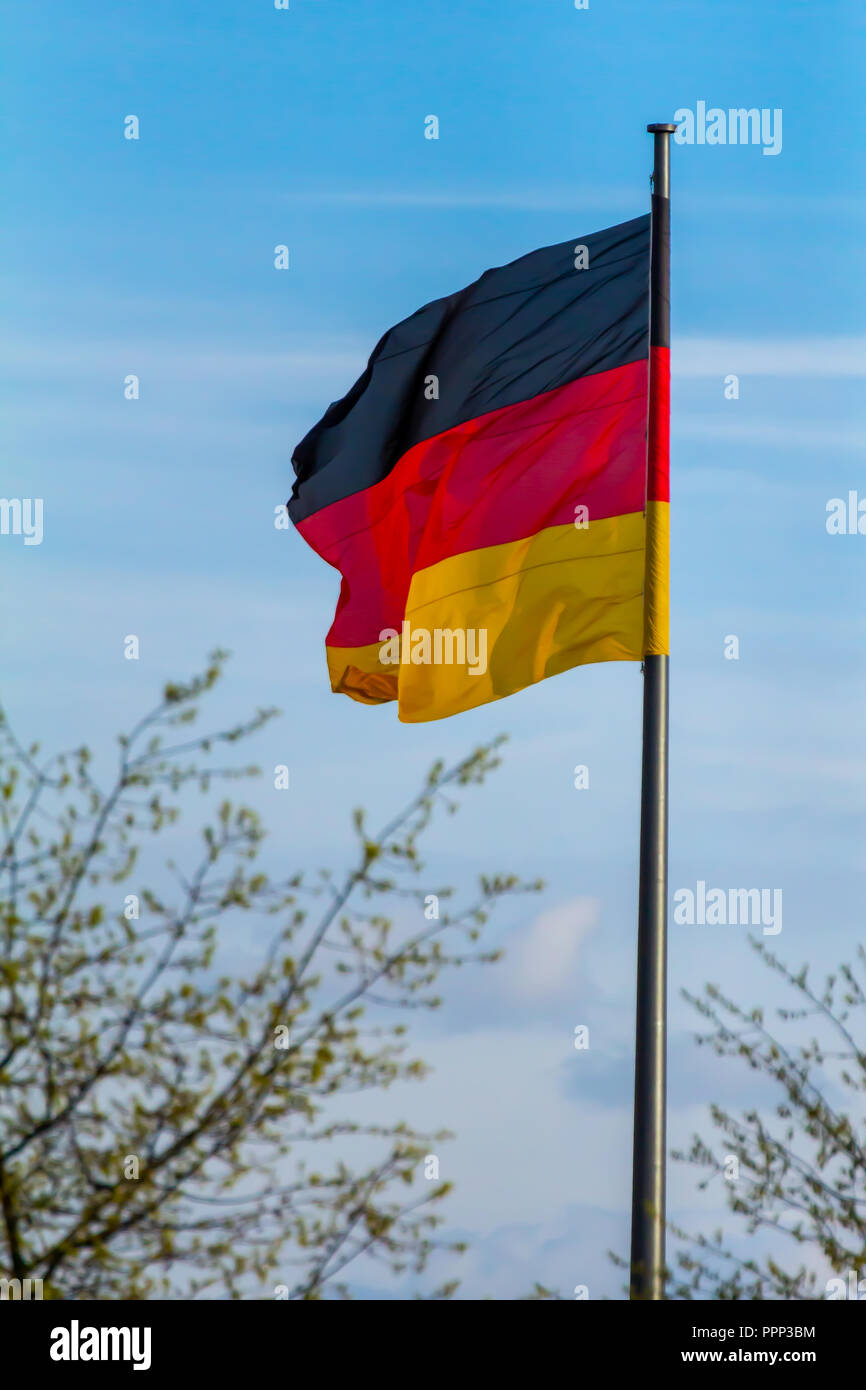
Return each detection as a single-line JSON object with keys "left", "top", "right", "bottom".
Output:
{"left": 288, "top": 213, "right": 668, "bottom": 722}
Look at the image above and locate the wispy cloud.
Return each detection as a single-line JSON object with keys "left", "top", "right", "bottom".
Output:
{"left": 501, "top": 898, "right": 600, "bottom": 1001}
{"left": 0, "top": 341, "right": 365, "bottom": 381}
{"left": 280, "top": 187, "right": 637, "bottom": 212}
{"left": 673, "top": 416, "right": 866, "bottom": 451}
{"left": 672, "top": 337, "right": 866, "bottom": 377}
{"left": 7, "top": 333, "right": 866, "bottom": 387}
{"left": 280, "top": 188, "right": 866, "bottom": 219}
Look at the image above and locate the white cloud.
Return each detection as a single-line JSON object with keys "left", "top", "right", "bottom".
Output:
{"left": 280, "top": 187, "right": 636, "bottom": 211}
{"left": 279, "top": 187, "right": 866, "bottom": 220}
{"left": 0, "top": 340, "right": 365, "bottom": 382}
{"left": 673, "top": 417, "right": 866, "bottom": 451}
{"left": 502, "top": 897, "right": 600, "bottom": 1001}
{"left": 673, "top": 337, "right": 866, "bottom": 377}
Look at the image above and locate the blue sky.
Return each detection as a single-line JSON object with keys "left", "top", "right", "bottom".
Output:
{"left": 3, "top": 0, "right": 866, "bottom": 1298}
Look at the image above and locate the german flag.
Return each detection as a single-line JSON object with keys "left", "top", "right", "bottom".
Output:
{"left": 288, "top": 213, "right": 669, "bottom": 722}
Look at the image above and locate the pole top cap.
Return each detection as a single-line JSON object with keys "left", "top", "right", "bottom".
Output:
{"left": 647, "top": 123, "right": 678, "bottom": 133}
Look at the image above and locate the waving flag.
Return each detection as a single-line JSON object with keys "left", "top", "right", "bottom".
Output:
{"left": 288, "top": 213, "right": 668, "bottom": 722}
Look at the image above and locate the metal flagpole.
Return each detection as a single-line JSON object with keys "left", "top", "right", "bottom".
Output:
{"left": 629, "top": 122, "right": 675, "bottom": 1301}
